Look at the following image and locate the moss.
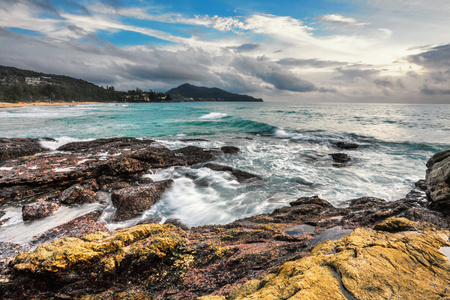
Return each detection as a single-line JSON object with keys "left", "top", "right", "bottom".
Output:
{"left": 373, "top": 217, "right": 419, "bottom": 232}
{"left": 205, "top": 219, "right": 450, "bottom": 300}
{"left": 12, "top": 224, "right": 185, "bottom": 276}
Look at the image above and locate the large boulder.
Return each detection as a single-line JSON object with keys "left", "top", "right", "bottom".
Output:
{"left": 0, "top": 138, "right": 49, "bottom": 161}
{"left": 426, "top": 149, "right": 450, "bottom": 206}
{"left": 22, "top": 201, "right": 61, "bottom": 221}
{"left": 112, "top": 180, "right": 174, "bottom": 221}
{"left": 59, "top": 184, "right": 98, "bottom": 205}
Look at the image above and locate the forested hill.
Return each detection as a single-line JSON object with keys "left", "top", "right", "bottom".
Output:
{"left": 166, "top": 83, "right": 263, "bottom": 102}
{"left": 0, "top": 66, "right": 123, "bottom": 102}
{"left": 0, "top": 66, "right": 171, "bottom": 103}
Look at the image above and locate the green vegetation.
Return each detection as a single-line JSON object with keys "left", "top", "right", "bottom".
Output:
{"left": 0, "top": 66, "right": 171, "bottom": 103}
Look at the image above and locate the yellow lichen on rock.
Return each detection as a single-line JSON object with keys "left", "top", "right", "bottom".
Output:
{"left": 12, "top": 224, "right": 185, "bottom": 275}
{"left": 215, "top": 218, "right": 450, "bottom": 300}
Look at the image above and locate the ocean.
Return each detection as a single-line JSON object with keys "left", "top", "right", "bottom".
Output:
{"left": 0, "top": 102, "right": 449, "bottom": 237}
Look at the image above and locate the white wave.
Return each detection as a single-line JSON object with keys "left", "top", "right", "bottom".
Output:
{"left": 273, "top": 128, "right": 308, "bottom": 140}
{"left": 199, "top": 112, "right": 228, "bottom": 120}
{"left": 39, "top": 136, "right": 93, "bottom": 151}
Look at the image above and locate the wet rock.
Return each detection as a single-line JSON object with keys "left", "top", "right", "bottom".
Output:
{"left": 307, "top": 226, "right": 353, "bottom": 247}
{"left": 0, "top": 138, "right": 49, "bottom": 161}
{"left": 335, "top": 141, "right": 359, "bottom": 149}
{"left": 164, "top": 218, "right": 190, "bottom": 231}
{"left": 57, "top": 137, "right": 155, "bottom": 153}
{"left": 137, "top": 176, "right": 154, "bottom": 185}
{"left": 101, "top": 181, "right": 132, "bottom": 192}
{"left": 426, "top": 149, "right": 450, "bottom": 207}
{"left": 112, "top": 180, "right": 174, "bottom": 221}
{"left": 96, "top": 157, "right": 150, "bottom": 176}
{"left": 59, "top": 184, "right": 99, "bottom": 205}
{"left": 130, "top": 146, "right": 183, "bottom": 168}
{"left": 330, "top": 153, "right": 351, "bottom": 164}
{"left": 22, "top": 201, "right": 61, "bottom": 221}
{"left": 174, "top": 146, "right": 214, "bottom": 165}
{"left": 30, "top": 210, "right": 108, "bottom": 245}
{"left": 214, "top": 221, "right": 450, "bottom": 300}
{"left": 220, "top": 146, "right": 240, "bottom": 154}
{"left": 0, "top": 210, "right": 5, "bottom": 219}
{"left": 80, "top": 178, "right": 99, "bottom": 191}
{"left": 203, "top": 163, "right": 262, "bottom": 183}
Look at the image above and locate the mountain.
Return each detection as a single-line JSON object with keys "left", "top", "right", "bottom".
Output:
{"left": 166, "top": 83, "right": 263, "bottom": 102}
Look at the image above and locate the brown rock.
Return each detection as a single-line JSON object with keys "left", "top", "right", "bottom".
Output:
{"left": 0, "top": 138, "right": 49, "bottom": 161}
{"left": 22, "top": 201, "right": 61, "bottom": 221}
{"left": 60, "top": 184, "right": 99, "bottom": 204}
{"left": 426, "top": 149, "right": 450, "bottom": 207}
{"left": 220, "top": 146, "right": 240, "bottom": 154}
{"left": 30, "top": 210, "right": 108, "bottom": 245}
{"left": 112, "top": 180, "right": 174, "bottom": 221}
{"left": 174, "top": 146, "right": 214, "bottom": 165}
{"left": 96, "top": 157, "right": 150, "bottom": 176}
{"left": 130, "top": 146, "right": 182, "bottom": 168}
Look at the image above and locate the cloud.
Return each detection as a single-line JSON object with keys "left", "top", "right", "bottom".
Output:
{"left": 277, "top": 58, "right": 347, "bottom": 68}
{"left": 408, "top": 43, "right": 450, "bottom": 68}
{"left": 335, "top": 67, "right": 380, "bottom": 80}
{"left": 231, "top": 43, "right": 260, "bottom": 53}
{"left": 319, "top": 14, "right": 369, "bottom": 28}
{"left": 231, "top": 56, "right": 318, "bottom": 92}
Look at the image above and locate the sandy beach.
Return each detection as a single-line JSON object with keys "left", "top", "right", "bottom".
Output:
{"left": 0, "top": 101, "right": 99, "bottom": 108}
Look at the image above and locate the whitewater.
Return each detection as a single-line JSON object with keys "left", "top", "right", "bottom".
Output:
{"left": 0, "top": 102, "right": 449, "bottom": 234}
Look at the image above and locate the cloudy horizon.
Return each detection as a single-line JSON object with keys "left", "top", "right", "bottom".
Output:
{"left": 1, "top": 0, "right": 449, "bottom": 103}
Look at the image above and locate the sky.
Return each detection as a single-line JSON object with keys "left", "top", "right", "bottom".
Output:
{"left": 0, "top": 0, "right": 449, "bottom": 103}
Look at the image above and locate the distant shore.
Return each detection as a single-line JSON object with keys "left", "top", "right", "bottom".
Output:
{"left": 0, "top": 101, "right": 99, "bottom": 108}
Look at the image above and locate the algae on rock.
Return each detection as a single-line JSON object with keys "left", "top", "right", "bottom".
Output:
{"left": 205, "top": 218, "right": 450, "bottom": 300}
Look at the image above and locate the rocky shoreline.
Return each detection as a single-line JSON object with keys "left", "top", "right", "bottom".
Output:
{"left": 0, "top": 137, "right": 449, "bottom": 299}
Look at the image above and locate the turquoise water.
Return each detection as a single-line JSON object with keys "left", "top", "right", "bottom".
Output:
{"left": 0, "top": 102, "right": 449, "bottom": 230}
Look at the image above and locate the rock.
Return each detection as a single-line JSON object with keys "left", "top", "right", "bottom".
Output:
{"left": 374, "top": 217, "right": 419, "bottom": 232}
{"left": 0, "top": 138, "right": 49, "bottom": 161}
{"left": 174, "top": 146, "right": 214, "bottom": 165}
{"left": 329, "top": 153, "right": 351, "bottom": 164}
{"left": 203, "top": 163, "right": 262, "bottom": 183}
{"left": 426, "top": 149, "right": 450, "bottom": 206}
{"left": 112, "top": 180, "right": 174, "bottom": 221}
{"left": 57, "top": 137, "right": 155, "bottom": 153}
{"left": 96, "top": 157, "right": 150, "bottom": 176}
{"left": 12, "top": 224, "right": 187, "bottom": 288}
{"left": 220, "top": 146, "right": 240, "bottom": 154}
{"left": 335, "top": 141, "right": 359, "bottom": 149}
{"left": 101, "top": 181, "right": 132, "bottom": 191}
{"left": 30, "top": 210, "right": 108, "bottom": 245}
{"left": 130, "top": 147, "right": 182, "bottom": 168}
{"left": 59, "top": 184, "right": 99, "bottom": 204}
{"left": 22, "top": 201, "right": 61, "bottom": 221}
{"left": 164, "top": 218, "right": 190, "bottom": 231}
{"left": 212, "top": 220, "right": 450, "bottom": 300}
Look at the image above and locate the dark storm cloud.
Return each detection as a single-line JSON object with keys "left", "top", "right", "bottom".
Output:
{"left": 421, "top": 85, "right": 450, "bottom": 95}
{"left": 231, "top": 43, "right": 260, "bottom": 53}
{"left": 408, "top": 43, "right": 450, "bottom": 68}
{"left": 277, "top": 58, "right": 347, "bottom": 68}
{"left": 373, "top": 79, "right": 394, "bottom": 88}
{"left": 231, "top": 56, "right": 318, "bottom": 92}
{"left": 335, "top": 67, "right": 380, "bottom": 80}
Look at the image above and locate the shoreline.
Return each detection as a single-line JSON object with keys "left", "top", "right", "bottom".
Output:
{"left": 0, "top": 101, "right": 100, "bottom": 108}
